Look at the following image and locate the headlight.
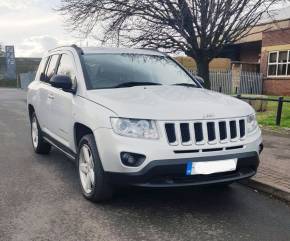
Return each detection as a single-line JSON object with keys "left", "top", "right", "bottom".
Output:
{"left": 110, "top": 118, "right": 159, "bottom": 139}
{"left": 247, "top": 114, "right": 258, "bottom": 134}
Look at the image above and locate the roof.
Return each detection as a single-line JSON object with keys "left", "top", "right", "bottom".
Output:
{"left": 80, "top": 47, "right": 165, "bottom": 56}
{"left": 259, "top": 6, "right": 290, "bottom": 24}
{"left": 47, "top": 45, "right": 165, "bottom": 57}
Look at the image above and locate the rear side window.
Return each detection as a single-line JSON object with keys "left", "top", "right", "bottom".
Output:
{"left": 57, "top": 54, "right": 76, "bottom": 81}
{"left": 37, "top": 57, "right": 48, "bottom": 82}
{"left": 46, "top": 55, "right": 59, "bottom": 81}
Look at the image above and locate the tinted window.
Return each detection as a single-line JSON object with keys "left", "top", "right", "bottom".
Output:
{"left": 277, "top": 64, "right": 287, "bottom": 75}
{"left": 46, "top": 55, "right": 59, "bottom": 81}
{"left": 278, "top": 51, "right": 288, "bottom": 63}
{"left": 57, "top": 54, "right": 76, "bottom": 80}
{"left": 268, "top": 65, "right": 277, "bottom": 76}
{"left": 38, "top": 57, "right": 48, "bottom": 82}
{"left": 269, "top": 52, "right": 277, "bottom": 63}
{"left": 83, "top": 54, "right": 197, "bottom": 89}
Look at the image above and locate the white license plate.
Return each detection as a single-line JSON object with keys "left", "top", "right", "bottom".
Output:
{"left": 186, "top": 159, "right": 237, "bottom": 175}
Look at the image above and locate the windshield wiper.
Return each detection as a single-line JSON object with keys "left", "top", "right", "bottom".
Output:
{"left": 114, "top": 82, "right": 162, "bottom": 88}
{"left": 172, "top": 83, "right": 197, "bottom": 88}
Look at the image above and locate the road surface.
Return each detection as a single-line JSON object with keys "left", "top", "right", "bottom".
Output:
{"left": 1, "top": 88, "right": 290, "bottom": 241}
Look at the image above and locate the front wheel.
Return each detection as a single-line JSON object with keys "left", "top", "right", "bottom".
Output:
{"left": 30, "top": 113, "right": 51, "bottom": 154}
{"left": 78, "top": 134, "right": 113, "bottom": 202}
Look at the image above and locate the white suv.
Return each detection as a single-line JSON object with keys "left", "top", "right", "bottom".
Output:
{"left": 27, "top": 45, "right": 263, "bottom": 202}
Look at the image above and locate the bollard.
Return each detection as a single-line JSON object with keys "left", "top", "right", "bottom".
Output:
{"left": 276, "top": 96, "right": 284, "bottom": 126}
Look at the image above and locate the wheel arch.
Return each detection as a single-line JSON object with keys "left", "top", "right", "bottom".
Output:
{"left": 74, "top": 122, "right": 94, "bottom": 150}
{"left": 28, "top": 104, "right": 35, "bottom": 121}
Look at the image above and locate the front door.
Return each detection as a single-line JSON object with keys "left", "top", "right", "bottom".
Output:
{"left": 49, "top": 52, "right": 77, "bottom": 149}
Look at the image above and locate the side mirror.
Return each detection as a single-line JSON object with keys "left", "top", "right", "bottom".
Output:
{"left": 50, "top": 75, "right": 74, "bottom": 93}
{"left": 40, "top": 73, "right": 47, "bottom": 82}
{"left": 195, "top": 76, "right": 205, "bottom": 87}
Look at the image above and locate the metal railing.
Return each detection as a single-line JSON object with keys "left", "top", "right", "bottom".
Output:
{"left": 236, "top": 94, "right": 290, "bottom": 126}
{"left": 240, "top": 72, "right": 263, "bottom": 95}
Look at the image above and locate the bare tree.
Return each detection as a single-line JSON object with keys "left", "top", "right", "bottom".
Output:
{"left": 58, "top": 0, "right": 284, "bottom": 88}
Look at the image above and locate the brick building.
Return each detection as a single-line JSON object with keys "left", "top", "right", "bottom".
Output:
{"left": 260, "top": 28, "right": 290, "bottom": 95}
{"left": 220, "top": 6, "right": 290, "bottom": 96}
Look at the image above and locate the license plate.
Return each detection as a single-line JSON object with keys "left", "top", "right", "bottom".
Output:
{"left": 186, "top": 159, "right": 237, "bottom": 176}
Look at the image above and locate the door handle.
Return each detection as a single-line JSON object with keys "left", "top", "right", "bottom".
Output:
{"left": 48, "top": 94, "right": 55, "bottom": 100}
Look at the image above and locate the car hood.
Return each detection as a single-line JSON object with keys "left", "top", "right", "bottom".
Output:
{"left": 86, "top": 86, "right": 253, "bottom": 120}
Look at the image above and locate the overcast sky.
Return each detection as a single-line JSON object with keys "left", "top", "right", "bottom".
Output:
{"left": 1, "top": 0, "right": 289, "bottom": 58}
{"left": 0, "top": 0, "right": 93, "bottom": 57}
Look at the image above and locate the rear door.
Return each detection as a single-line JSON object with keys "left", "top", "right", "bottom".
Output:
{"left": 48, "top": 51, "right": 77, "bottom": 149}
{"left": 34, "top": 56, "right": 49, "bottom": 128}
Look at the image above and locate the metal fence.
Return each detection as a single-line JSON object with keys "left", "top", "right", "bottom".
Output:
{"left": 189, "top": 69, "right": 263, "bottom": 95}
{"left": 209, "top": 70, "right": 232, "bottom": 94}
{"left": 19, "top": 71, "right": 36, "bottom": 90}
{"left": 240, "top": 71, "right": 263, "bottom": 95}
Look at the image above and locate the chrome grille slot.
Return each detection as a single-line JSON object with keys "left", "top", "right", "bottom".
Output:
{"left": 219, "top": 121, "right": 227, "bottom": 141}
{"left": 207, "top": 122, "right": 216, "bottom": 142}
{"left": 180, "top": 123, "right": 190, "bottom": 143}
{"left": 229, "top": 121, "right": 237, "bottom": 139}
{"left": 165, "top": 123, "right": 176, "bottom": 144}
{"left": 239, "top": 119, "right": 246, "bottom": 138}
{"left": 194, "top": 123, "right": 203, "bottom": 143}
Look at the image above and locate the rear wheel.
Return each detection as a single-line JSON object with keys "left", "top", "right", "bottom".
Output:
{"left": 78, "top": 134, "right": 113, "bottom": 202}
{"left": 30, "top": 113, "right": 51, "bottom": 154}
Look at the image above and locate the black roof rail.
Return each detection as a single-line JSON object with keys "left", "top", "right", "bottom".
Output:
{"left": 70, "top": 44, "right": 84, "bottom": 55}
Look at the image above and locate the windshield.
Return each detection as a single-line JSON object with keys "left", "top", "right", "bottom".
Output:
{"left": 82, "top": 53, "right": 198, "bottom": 89}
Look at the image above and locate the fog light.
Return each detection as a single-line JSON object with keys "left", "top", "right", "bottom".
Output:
{"left": 120, "top": 152, "right": 146, "bottom": 167}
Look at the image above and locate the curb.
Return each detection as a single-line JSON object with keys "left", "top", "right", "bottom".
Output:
{"left": 241, "top": 179, "right": 290, "bottom": 203}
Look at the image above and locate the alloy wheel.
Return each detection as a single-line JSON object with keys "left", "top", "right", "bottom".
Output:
{"left": 79, "top": 144, "right": 95, "bottom": 194}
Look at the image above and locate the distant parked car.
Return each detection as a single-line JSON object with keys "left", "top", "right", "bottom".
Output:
{"left": 27, "top": 45, "right": 263, "bottom": 202}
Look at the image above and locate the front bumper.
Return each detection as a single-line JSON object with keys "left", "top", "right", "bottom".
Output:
{"left": 106, "top": 151, "right": 259, "bottom": 187}
{"left": 94, "top": 127, "right": 262, "bottom": 174}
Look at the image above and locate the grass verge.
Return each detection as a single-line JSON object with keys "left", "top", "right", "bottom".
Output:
{"left": 256, "top": 96, "right": 290, "bottom": 131}
{"left": 0, "top": 80, "right": 17, "bottom": 88}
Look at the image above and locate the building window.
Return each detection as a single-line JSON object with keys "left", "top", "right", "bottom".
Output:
{"left": 268, "top": 50, "right": 290, "bottom": 77}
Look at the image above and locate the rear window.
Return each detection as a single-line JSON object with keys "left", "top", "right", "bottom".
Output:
{"left": 37, "top": 57, "right": 48, "bottom": 82}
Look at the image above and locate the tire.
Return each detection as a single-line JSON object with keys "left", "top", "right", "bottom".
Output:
{"left": 77, "top": 134, "right": 113, "bottom": 202}
{"left": 30, "top": 112, "right": 51, "bottom": 154}
{"left": 213, "top": 182, "right": 233, "bottom": 188}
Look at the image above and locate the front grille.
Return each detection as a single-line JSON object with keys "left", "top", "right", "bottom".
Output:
{"left": 164, "top": 118, "right": 246, "bottom": 146}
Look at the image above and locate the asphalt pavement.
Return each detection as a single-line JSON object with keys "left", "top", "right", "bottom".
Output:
{"left": 1, "top": 88, "right": 290, "bottom": 241}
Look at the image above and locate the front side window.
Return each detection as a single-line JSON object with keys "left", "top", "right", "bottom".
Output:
{"left": 268, "top": 50, "right": 290, "bottom": 77}
{"left": 57, "top": 54, "right": 76, "bottom": 80}
{"left": 82, "top": 54, "right": 198, "bottom": 89}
